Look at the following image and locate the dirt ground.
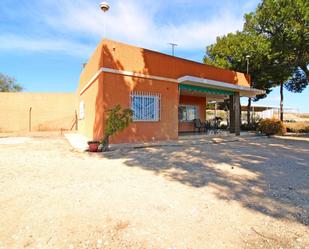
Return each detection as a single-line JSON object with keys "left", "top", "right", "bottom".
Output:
{"left": 0, "top": 134, "right": 308, "bottom": 249}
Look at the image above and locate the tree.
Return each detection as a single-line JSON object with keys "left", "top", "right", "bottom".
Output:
{"left": 101, "top": 105, "right": 133, "bottom": 152}
{"left": 0, "top": 73, "right": 22, "bottom": 92}
{"left": 244, "top": 0, "right": 309, "bottom": 121}
{"left": 204, "top": 31, "right": 274, "bottom": 125}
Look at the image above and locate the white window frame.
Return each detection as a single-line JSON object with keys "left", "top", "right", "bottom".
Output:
{"left": 130, "top": 92, "right": 161, "bottom": 122}
{"left": 178, "top": 105, "right": 199, "bottom": 122}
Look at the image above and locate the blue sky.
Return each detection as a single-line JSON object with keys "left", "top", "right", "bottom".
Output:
{"left": 0, "top": 0, "right": 308, "bottom": 112}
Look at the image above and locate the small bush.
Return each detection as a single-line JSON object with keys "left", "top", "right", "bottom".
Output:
{"left": 219, "top": 124, "right": 228, "bottom": 129}
{"left": 285, "top": 122, "right": 309, "bottom": 133}
{"left": 286, "top": 127, "right": 296, "bottom": 133}
{"left": 299, "top": 126, "right": 309, "bottom": 133}
{"left": 241, "top": 121, "right": 260, "bottom": 131}
{"left": 258, "top": 118, "right": 286, "bottom": 136}
{"left": 101, "top": 105, "right": 133, "bottom": 151}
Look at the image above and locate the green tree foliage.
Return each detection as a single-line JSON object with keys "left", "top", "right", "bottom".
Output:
{"left": 204, "top": 31, "right": 274, "bottom": 99}
{"left": 285, "top": 68, "right": 308, "bottom": 92}
{"left": 0, "top": 73, "right": 22, "bottom": 92}
{"left": 244, "top": 0, "right": 309, "bottom": 120}
{"left": 101, "top": 105, "right": 133, "bottom": 151}
{"left": 204, "top": 31, "right": 274, "bottom": 124}
{"left": 245, "top": 0, "right": 309, "bottom": 78}
{"left": 205, "top": 0, "right": 308, "bottom": 122}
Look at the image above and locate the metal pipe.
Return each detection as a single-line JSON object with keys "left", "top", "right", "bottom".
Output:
{"left": 29, "top": 107, "right": 32, "bottom": 132}
{"left": 75, "top": 110, "right": 78, "bottom": 130}
{"left": 214, "top": 101, "right": 217, "bottom": 118}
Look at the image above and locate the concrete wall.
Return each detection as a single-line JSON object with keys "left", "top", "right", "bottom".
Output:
{"left": 0, "top": 92, "right": 76, "bottom": 132}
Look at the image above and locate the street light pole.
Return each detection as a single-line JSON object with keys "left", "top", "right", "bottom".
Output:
{"left": 100, "top": 2, "right": 110, "bottom": 38}
{"left": 246, "top": 55, "right": 250, "bottom": 75}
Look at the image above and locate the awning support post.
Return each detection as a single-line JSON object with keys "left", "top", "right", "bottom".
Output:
{"left": 229, "top": 92, "right": 240, "bottom": 136}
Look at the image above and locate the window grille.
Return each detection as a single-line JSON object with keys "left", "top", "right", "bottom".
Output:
{"left": 130, "top": 92, "right": 161, "bottom": 121}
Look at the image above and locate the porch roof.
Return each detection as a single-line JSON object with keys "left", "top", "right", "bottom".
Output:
{"left": 179, "top": 84, "right": 233, "bottom": 95}
{"left": 178, "top": 76, "right": 265, "bottom": 97}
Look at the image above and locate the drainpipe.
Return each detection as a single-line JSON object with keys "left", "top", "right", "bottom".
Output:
{"left": 75, "top": 110, "right": 78, "bottom": 130}
{"left": 29, "top": 107, "right": 32, "bottom": 132}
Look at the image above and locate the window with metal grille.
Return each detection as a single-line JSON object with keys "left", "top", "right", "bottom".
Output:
{"left": 130, "top": 92, "right": 161, "bottom": 121}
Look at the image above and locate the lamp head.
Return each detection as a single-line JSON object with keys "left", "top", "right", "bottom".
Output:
{"left": 100, "top": 2, "right": 110, "bottom": 12}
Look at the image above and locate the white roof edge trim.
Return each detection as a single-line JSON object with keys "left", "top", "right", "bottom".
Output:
{"left": 178, "top": 76, "right": 265, "bottom": 95}
{"left": 79, "top": 68, "right": 104, "bottom": 95}
{"left": 79, "top": 67, "right": 265, "bottom": 96}
{"left": 80, "top": 67, "right": 178, "bottom": 95}
{"left": 102, "top": 68, "right": 178, "bottom": 83}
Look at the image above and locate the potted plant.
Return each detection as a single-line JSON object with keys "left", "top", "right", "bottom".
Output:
{"left": 87, "top": 140, "right": 100, "bottom": 152}
{"left": 100, "top": 105, "right": 133, "bottom": 152}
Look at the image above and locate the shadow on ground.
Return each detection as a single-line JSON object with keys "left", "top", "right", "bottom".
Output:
{"left": 104, "top": 136, "right": 309, "bottom": 225}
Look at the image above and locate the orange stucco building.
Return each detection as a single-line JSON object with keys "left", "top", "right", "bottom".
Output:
{"left": 77, "top": 39, "right": 263, "bottom": 143}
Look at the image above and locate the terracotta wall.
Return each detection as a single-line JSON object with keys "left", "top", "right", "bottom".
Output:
{"left": 0, "top": 92, "right": 76, "bottom": 132}
{"left": 78, "top": 79, "right": 103, "bottom": 140}
{"left": 78, "top": 41, "right": 104, "bottom": 140}
{"left": 78, "top": 39, "right": 250, "bottom": 142}
{"left": 101, "top": 40, "right": 250, "bottom": 87}
{"left": 78, "top": 43, "right": 103, "bottom": 92}
{"left": 178, "top": 95, "right": 206, "bottom": 132}
{"left": 101, "top": 73, "right": 179, "bottom": 143}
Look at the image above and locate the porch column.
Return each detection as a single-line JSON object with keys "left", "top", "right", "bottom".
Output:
{"left": 229, "top": 92, "right": 240, "bottom": 136}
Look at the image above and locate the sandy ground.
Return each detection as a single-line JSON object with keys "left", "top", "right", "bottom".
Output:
{"left": 0, "top": 134, "right": 308, "bottom": 249}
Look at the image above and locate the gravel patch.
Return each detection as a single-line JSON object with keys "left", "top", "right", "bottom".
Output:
{"left": 0, "top": 134, "right": 308, "bottom": 249}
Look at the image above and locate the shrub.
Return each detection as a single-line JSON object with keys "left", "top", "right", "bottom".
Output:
{"left": 299, "top": 126, "right": 309, "bottom": 133}
{"left": 219, "top": 124, "right": 228, "bottom": 129}
{"left": 100, "top": 105, "right": 133, "bottom": 152}
{"left": 258, "top": 118, "right": 286, "bottom": 136}
{"left": 241, "top": 121, "right": 260, "bottom": 131}
{"left": 284, "top": 122, "right": 309, "bottom": 133}
{"left": 286, "top": 127, "right": 296, "bottom": 133}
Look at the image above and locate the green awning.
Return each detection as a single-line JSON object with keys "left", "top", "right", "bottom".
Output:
{"left": 179, "top": 84, "right": 234, "bottom": 95}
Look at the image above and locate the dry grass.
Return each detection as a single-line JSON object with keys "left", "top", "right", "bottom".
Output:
{"left": 285, "top": 122, "right": 309, "bottom": 133}
{"left": 298, "top": 113, "right": 309, "bottom": 119}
